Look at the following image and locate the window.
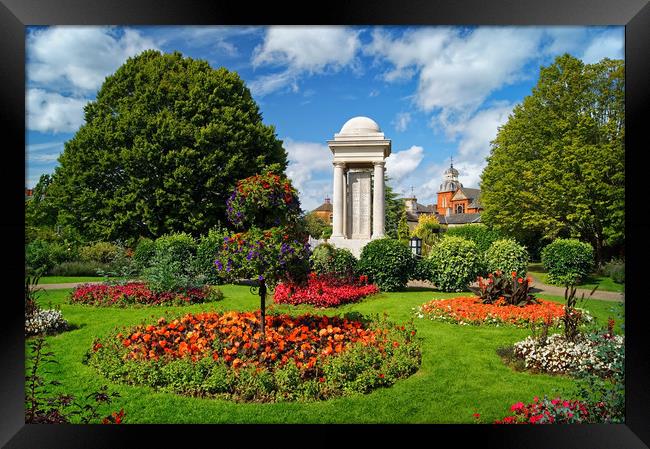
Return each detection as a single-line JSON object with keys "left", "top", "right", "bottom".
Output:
{"left": 456, "top": 204, "right": 464, "bottom": 214}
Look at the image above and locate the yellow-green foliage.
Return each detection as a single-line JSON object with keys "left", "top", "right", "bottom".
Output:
{"left": 412, "top": 214, "right": 441, "bottom": 256}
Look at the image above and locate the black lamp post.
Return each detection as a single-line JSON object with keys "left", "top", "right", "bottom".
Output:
{"left": 409, "top": 236, "right": 422, "bottom": 257}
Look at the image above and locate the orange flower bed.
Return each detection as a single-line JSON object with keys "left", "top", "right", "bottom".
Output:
{"left": 106, "top": 311, "right": 403, "bottom": 371}
{"left": 87, "top": 311, "right": 421, "bottom": 402}
{"left": 416, "top": 297, "right": 565, "bottom": 327}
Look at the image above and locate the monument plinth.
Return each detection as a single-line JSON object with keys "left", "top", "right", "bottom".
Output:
{"left": 327, "top": 116, "right": 391, "bottom": 258}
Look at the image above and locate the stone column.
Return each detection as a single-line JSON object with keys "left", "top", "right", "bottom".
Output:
{"left": 372, "top": 161, "right": 385, "bottom": 239}
{"left": 332, "top": 162, "right": 345, "bottom": 238}
{"left": 342, "top": 168, "right": 347, "bottom": 238}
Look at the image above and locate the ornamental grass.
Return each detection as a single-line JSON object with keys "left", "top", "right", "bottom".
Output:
{"left": 273, "top": 273, "right": 379, "bottom": 308}
{"left": 86, "top": 311, "right": 421, "bottom": 402}
{"left": 415, "top": 296, "right": 565, "bottom": 327}
{"left": 70, "top": 282, "right": 221, "bottom": 307}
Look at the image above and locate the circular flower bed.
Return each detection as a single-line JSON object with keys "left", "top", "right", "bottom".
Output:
{"left": 70, "top": 282, "right": 222, "bottom": 307}
{"left": 512, "top": 331, "right": 624, "bottom": 378}
{"left": 25, "top": 309, "right": 68, "bottom": 336}
{"left": 415, "top": 296, "right": 566, "bottom": 327}
{"left": 85, "top": 311, "right": 421, "bottom": 402}
{"left": 274, "top": 273, "right": 379, "bottom": 308}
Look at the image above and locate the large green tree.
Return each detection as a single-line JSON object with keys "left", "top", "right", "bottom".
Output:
{"left": 384, "top": 177, "right": 405, "bottom": 239}
{"left": 481, "top": 55, "right": 624, "bottom": 266}
{"left": 47, "top": 50, "right": 287, "bottom": 244}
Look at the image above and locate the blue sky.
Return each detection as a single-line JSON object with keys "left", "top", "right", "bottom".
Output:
{"left": 26, "top": 25, "right": 624, "bottom": 211}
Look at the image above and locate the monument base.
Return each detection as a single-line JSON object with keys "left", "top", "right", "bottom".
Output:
{"left": 328, "top": 236, "right": 372, "bottom": 258}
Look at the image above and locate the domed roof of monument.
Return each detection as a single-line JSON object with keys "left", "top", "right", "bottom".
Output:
{"left": 339, "top": 116, "right": 382, "bottom": 134}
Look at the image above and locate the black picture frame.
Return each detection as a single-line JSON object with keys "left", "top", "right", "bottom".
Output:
{"left": 1, "top": 0, "right": 648, "bottom": 447}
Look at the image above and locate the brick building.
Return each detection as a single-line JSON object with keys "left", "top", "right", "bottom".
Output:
{"left": 311, "top": 197, "right": 333, "bottom": 224}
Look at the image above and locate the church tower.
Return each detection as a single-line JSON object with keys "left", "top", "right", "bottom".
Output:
{"left": 436, "top": 161, "right": 462, "bottom": 216}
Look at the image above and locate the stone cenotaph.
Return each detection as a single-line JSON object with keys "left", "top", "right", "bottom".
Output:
{"left": 327, "top": 116, "right": 391, "bottom": 257}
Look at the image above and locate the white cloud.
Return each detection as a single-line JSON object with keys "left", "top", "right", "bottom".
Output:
{"left": 30, "top": 153, "right": 61, "bottom": 163}
{"left": 581, "top": 29, "right": 624, "bottom": 64}
{"left": 27, "top": 88, "right": 88, "bottom": 133}
{"left": 385, "top": 145, "right": 424, "bottom": 182}
{"left": 27, "top": 26, "right": 158, "bottom": 93}
{"left": 283, "top": 138, "right": 333, "bottom": 210}
{"left": 392, "top": 112, "right": 411, "bottom": 132}
{"left": 447, "top": 103, "right": 514, "bottom": 160}
{"left": 367, "top": 27, "right": 543, "bottom": 121}
{"left": 250, "top": 26, "right": 361, "bottom": 95}
{"left": 249, "top": 72, "right": 299, "bottom": 97}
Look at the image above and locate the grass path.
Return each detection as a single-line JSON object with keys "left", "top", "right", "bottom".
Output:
{"left": 29, "top": 285, "right": 623, "bottom": 424}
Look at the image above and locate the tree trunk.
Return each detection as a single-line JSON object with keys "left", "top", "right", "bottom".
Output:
{"left": 259, "top": 279, "right": 266, "bottom": 338}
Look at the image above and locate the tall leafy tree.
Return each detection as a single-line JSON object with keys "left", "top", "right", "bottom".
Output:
{"left": 481, "top": 54, "right": 624, "bottom": 266}
{"left": 384, "top": 177, "right": 405, "bottom": 239}
{"left": 48, "top": 50, "right": 287, "bottom": 244}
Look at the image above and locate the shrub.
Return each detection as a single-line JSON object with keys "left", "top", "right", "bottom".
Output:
{"left": 133, "top": 238, "right": 156, "bottom": 272}
{"left": 541, "top": 238, "right": 594, "bottom": 285}
{"left": 358, "top": 238, "right": 415, "bottom": 291}
{"left": 79, "top": 242, "right": 122, "bottom": 264}
{"left": 410, "top": 257, "right": 432, "bottom": 282}
{"left": 443, "top": 224, "right": 501, "bottom": 253}
{"left": 426, "top": 236, "right": 481, "bottom": 292}
{"left": 484, "top": 239, "right": 529, "bottom": 278}
{"left": 195, "top": 228, "right": 229, "bottom": 285}
{"left": 602, "top": 258, "right": 624, "bottom": 284}
{"left": 144, "top": 233, "right": 202, "bottom": 292}
{"left": 85, "top": 312, "right": 420, "bottom": 402}
{"left": 26, "top": 240, "right": 74, "bottom": 274}
{"left": 310, "top": 244, "right": 357, "bottom": 281}
{"left": 495, "top": 396, "right": 591, "bottom": 424}
{"left": 412, "top": 214, "right": 441, "bottom": 257}
{"left": 50, "top": 261, "right": 111, "bottom": 277}
{"left": 310, "top": 243, "right": 336, "bottom": 275}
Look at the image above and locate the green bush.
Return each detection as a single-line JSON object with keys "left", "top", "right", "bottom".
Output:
{"left": 50, "top": 261, "right": 111, "bottom": 277}
{"left": 154, "top": 233, "right": 196, "bottom": 266}
{"left": 79, "top": 242, "right": 122, "bottom": 264}
{"left": 26, "top": 240, "right": 75, "bottom": 274}
{"left": 195, "top": 228, "right": 229, "bottom": 285}
{"left": 541, "top": 238, "right": 594, "bottom": 285}
{"left": 310, "top": 243, "right": 336, "bottom": 274}
{"left": 310, "top": 244, "right": 357, "bottom": 280}
{"left": 426, "top": 236, "right": 481, "bottom": 292}
{"left": 410, "top": 257, "right": 432, "bottom": 282}
{"left": 443, "top": 224, "right": 502, "bottom": 253}
{"left": 143, "top": 232, "right": 201, "bottom": 292}
{"left": 484, "top": 239, "right": 529, "bottom": 278}
{"left": 133, "top": 238, "right": 156, "bottom": 272}
{"left": 602, "top": 258, "right": 624, "bottom": 284}
{"left": 358, "top": 238, "right": 415, "bottom": 291}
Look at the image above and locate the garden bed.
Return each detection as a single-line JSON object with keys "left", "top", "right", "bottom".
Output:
{"left": 70, "top": 282, "right": 222, "bottom": 307}
{"left": 415, "top": 296, "right": 566, "bottom": 327}
{"left": 85, "top": 311, "right": 421, "bottom": 402}
{"left": 273, "top": 273, "right": 379, "bottom": 308}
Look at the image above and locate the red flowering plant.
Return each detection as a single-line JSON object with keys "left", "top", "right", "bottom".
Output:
{"left": 274, "top": 272, "right": 379, "bottom": 308}
{"left": 70, "top": 281, "right": 220, "bottom": 307}
{"left": 495, "top": 396, "right": 591, "bottom": 424}
{"left": 216, "top": 170, "right": 311, "bottom": 336}
{"left": 416, "top": 296, "right": 565, "bottom": 327}
{"left": 85, "top": 311, "right": 421, "bottom": 402}
{"left": 476, "top": 270, "right": 538, "bottom": 306}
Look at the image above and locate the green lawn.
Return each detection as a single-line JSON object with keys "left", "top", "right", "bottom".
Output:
{"left": 527, "top": 263, "right": 624, "bottom": 293}
{"left": 39, "top": 276, "right": 109, "bottom": 284}
{"left": 29, "top": 285, "right": 624, "bottom": 424}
